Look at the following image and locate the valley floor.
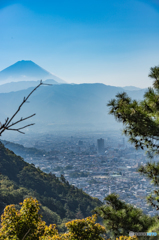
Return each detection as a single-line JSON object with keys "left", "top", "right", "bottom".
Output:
{"left": 5, "top": 131, "right": 158, "bottom": 217}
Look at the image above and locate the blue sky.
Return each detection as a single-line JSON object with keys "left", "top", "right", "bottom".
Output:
{"left": 0, "top": 0, "right": 159, "bottom": 88}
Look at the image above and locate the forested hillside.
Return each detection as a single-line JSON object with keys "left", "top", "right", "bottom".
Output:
{"left": 0, "top": 141, "right": 101, "bottom": 230}
{"left": 1, "top": 140, "right": 46, "bottom": 158}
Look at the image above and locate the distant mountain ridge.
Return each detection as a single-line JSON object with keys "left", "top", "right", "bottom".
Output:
{"left": 0, "top": 83, "right": 147, "bottom": 132}
{"left": 122, "top": 86, "right": 142, "bottom": 91}
{"left": 0, "top": 60, "right": 66, "bottom": 84}
{"left": 0, "top": 79, "right": 59, "bottom": 93}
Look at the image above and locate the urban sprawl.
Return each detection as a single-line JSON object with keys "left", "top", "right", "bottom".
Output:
{"left": 10, "top": 131, "right": 158, "bottom": 216}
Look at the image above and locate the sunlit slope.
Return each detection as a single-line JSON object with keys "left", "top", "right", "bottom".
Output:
{"left": 0, "top": 142, "right": 101, "bottom": 225}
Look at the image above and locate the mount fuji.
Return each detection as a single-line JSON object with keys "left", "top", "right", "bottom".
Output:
{"left": 0, "top": 60, "right": 66, "bottom": 84}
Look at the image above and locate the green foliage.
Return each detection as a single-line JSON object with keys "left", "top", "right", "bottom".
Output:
{"left": 138, "top": 161, "right": 159, "bottom": 210}
{"left": 40, "top": 206, "right": 61, "bottom": 226}
{"left": 0, "top": 197, "right": 59, "bottom": 240}
{"left": 107, "top": 65, "right": 159, "bottom": 210}
{"left": 148, "top": 220, "right": 159, "bottom": 239}
{"left": 107, "top": 66, "right": 159, "bottom": 157}
{"left": 149, "top": 66, "right": 159, "bottom": 88}
{"left": 0, "top": 174, "right": 32, "bottom": 204}
{"left": 94, "top": 193, "right": 156, "bottom": 239}
{"left": 0, "top": 198, "right": 106, "bottom": 240}
{"left": 65, "top": 214, "right": 106, "bottom": 240}
{"left": 0, "top": 141, "right": 101, "bottom": 227}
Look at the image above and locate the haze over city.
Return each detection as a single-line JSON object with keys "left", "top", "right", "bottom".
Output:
{"left": 1, "top": 1, "right": 159, "bottom": 239}
{"left": 0, "top": 0, "right": 159, "bottom": 88}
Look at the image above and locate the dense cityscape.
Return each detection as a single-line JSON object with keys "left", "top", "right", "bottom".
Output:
{"left": 6, "top": 130, "right": 158, "bottom": 217}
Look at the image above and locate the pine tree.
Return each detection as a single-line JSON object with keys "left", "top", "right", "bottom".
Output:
{"left": 94, "top": 193, "right": 155, "bottom": 239}
{"left": 107, "top": 65, "right": 159, "bottom": 211}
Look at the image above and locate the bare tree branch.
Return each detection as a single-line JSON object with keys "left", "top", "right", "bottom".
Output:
{"left": 0, "top": 80, "right": 51, "bottom": 136}
{"left": 7, "top": 114, "right": 36, "bottom": 128}
{"left": 7, "top": 123, "right": 35, "bottom": 131}
{"left": 7, "top": 129, "right": 25, "bottom": 134}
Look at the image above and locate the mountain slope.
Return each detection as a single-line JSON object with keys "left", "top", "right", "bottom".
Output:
{"left": 0, "top": 60, "right": 66, "bottom": 84}
{"left": 0, "top": 141, "right": 101, "bottom": 226}
{"left": 0, "top": 83, "right": 146, "bottom": 132}
{"left": 122, "top": 86, "right": 142, "bottom": 91}
{"left": 0, "top": 139, "right": 46, "bottom": 158}
{"left": 0, "top": 79, "right": 59, "bottom": 93}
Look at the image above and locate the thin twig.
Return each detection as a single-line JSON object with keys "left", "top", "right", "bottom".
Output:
{"left": 6, "top": 81, "right": 43, "bottom": 127}
{"left": 22, "top": 228, "right": 31, "bottom": 240}
{"left": 0, "top": 80, "right": 50, "bottom": 136}
{"left": 8, "top": 123, "right": 35, "bottom": 131}
{"left": 7, "top": 114, "right": 36, "bottom": 128}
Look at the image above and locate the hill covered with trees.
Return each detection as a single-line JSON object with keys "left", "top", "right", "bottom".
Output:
{"left": 0, "top": 141, "right": 101, "bottom": 230}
